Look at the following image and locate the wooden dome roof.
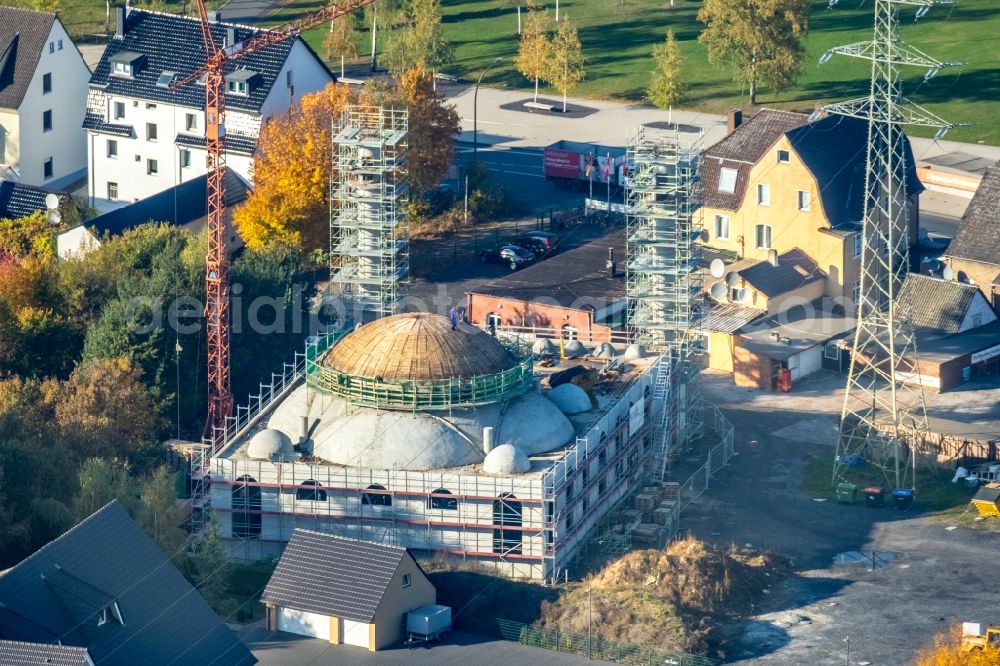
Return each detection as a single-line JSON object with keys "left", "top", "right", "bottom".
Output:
{"left": 323, "top": 313, "right": 517, "bottom": 381}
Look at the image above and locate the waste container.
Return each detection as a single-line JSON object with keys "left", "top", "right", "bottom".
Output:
{"left": 892, "top": 488, "right": 914, "bottom": 510}
{"left": 836, "top": 482, "right": 858, "bottom": 504}
{"left": 777, "top": 368, "right": 792, "bottom": 393}
{"left": 863, "top": 486, "right": 884, "bottom": 507}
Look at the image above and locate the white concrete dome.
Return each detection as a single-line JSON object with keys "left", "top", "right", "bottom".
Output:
{"left": 546, "top": 383, "right": 592, "bottom": 415}
{"left": 483, "top": 444, "right": 530, "bottom": 475}
{"left": 622, "top": 343, "right": 647, "bottom": 361}
{"left": 532, "top": 338, "right": 559, "bottom": 355}
{"left": 594, "top": 342, "right": 616, "bottom": 359}
{"left": 563, "top": 340, "right": 588, "bottom": 357}
{"left": 497, "top": 392, "right": 575, "bottom": 454}
{"left": 247, "top": 428, "right": 297, "bottom": 461}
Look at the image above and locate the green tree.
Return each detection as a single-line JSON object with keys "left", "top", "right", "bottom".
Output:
{"left": 647, "top": 29, "right": 684, "bottom": 111}
{"left": 545, "top": 14, "right": 585, "bottom": 112}
{"left": 139, "top": 466, "right": 188, "bottom": 558}
{"left": 515, "top": 4, "right": 551, "bottom": 102}
{"left": 382, "top": 0, "right": 453, "bottom": 78}
{"left": 697, "top": 0, "right": 810, "bottom": 106}
{"left": 72, "top": 458, "right": 138, "bottom": 521}
{"left": 324, "top": 15, "right": 358, "bottom": 77}
{"left": 186, "top": 520, "right": 229, "bottom": 603}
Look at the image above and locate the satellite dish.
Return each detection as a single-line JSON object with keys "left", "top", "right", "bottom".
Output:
{"left": 725, "top": 271, "right": 740, "bottom": 287}
{"left": 45, "top": 193, "right": 59, "bottom": 210}
{"left": 709, "top": 258, "right": 725, "bottom": 278}
{"left": 736, "top": 288, "right": 752, "bottom": 304}
{"left": 46, "top": 209, "right": 61, "bottom": 226}
{"left": 709, "top": 282, "right": 728, "bottom": 301}
{"left": 942, "top": 266, "right": 954, "bottom": 280}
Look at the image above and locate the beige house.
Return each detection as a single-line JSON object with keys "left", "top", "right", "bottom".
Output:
{"left": 943, "top": 163, "right": 1000, "bottom": 313}
{"left": 261, "top": 529, "right": 436, "bottom": 651}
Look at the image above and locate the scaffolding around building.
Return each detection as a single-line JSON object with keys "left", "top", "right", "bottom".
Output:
{"left": 330, "top": 105, "right": 409, "bottom": 319}
{"left": 625, "top": 129, "right": 705, "bottom": 481}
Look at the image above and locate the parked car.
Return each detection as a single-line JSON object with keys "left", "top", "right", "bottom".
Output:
{"left": 514, "top": 234, "right": 555, "bottom": 258}
{"left": 480, "top": 244, "right": 536, "bottom": 270}
{"left": 520, "top": 230, "right": 560, "bottom": 254}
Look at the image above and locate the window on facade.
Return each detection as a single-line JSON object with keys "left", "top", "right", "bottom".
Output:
{"left": 146, "top": 123, "right": 157, "bottom": 142}
{"left": 113, "top": 101, "right": 125, "bottom": 120}
{"left": 185, "top": 113, "right": 197, "bottom": 131}
{"left": 147, "top": 158, "right": 158, "bottom": 175}
{"left": 429, "top": 488, "right": 458, "bottom": 510}
{"left": 180, "top": 149, "right": 192, "bottom": 168}
{"left": 718, "top": 167, "right": 737, "bottom": 194}
{"left": 757, "top": 183, "right": 771, "bottom": 206}
{"left": 43, "top": 158, "right": 52, "bottom": 180}
{"left": 853, "top": 233, "right": 862, "bottom": 259}
{"left": 755, "top": 224, "right": 772, "bottom": 249}
{"left": 42, "top": 73, "right": 51, "bottom": 94}
{"left": 852, "top": 280, "right": 861, "bottom": 313}
{"left": 824, "top": 344, "right": 840, "bottom": 360}
{"left": 777, "top": 149, "right": 790, "bottom": 163}
{"left": 402, "top": 573, "right": 412, "bottom": 588}
{"left": 48, "top": 42, "right": 54, "bottom": 54}
{"left": 598, "top": 476, "right": 607, "bottom": 497}
{"left": 598, "top": 449, "right": 607, "bottom": 467}
{"left": 42, "top": 110, "right": 52, "bottom": 132}
{"left": 107, "top": 140, "right": 118, "bottom": 159}
{"left": 714, "top": 214, "right": 730, "bottom": 240}
{"left": 486, "top": 312, "right": 501, "bottom": 331}
{"left": 232, "top": 475, "right": 262, "bottom": 538}
{"left": 296, "top": 479, "right": 327, "bottom": 502}
{"left": 58, "top": 39, "right": 63, "bottom": 50}
{"left": 107, "top": 182, "right": 118, "bottom": 201}
{"left": 797, "top": 190, "right": 811, "bottom": 211}
{"left": 227, "top": 80, "right": 248, "bottom": 95}
{"left": 362, "top": 484, "right": 391, "bottom": 506}
{"left": 492, "top": 493, "right": 522, "bottom": 555}
{"left": 286, "top": 70, "right": 294, "bottom": 87}
{"left": 112, "top": 61, "right": 131, "bottom": 77}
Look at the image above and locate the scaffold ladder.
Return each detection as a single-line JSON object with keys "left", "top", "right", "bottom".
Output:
{"left": 652, "top": 353, "right": 672, "bottom": 482}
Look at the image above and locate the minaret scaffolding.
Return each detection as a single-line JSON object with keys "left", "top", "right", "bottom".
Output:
{"left": 330, "top": 105, "right": 409, "bottom": 320}
{"left": 823, "top": 0, "right": 960, "bottom": 490}
{"left": 625, "top": 129, "right": 704, "bottom": 481}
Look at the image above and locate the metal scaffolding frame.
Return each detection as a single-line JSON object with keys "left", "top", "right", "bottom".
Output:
{"left": 330, "top": 105, "right": 409, "bottom": 319}
{"left": 625, "top": 129, "right": 705, "bottom": 481}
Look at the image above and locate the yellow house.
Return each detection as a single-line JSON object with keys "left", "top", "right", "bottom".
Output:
{"left": 699, "top": 109, "right": 922, "bottom": 305}
{"left": 944, "top": 163, "right": 1000, "bottom": 311}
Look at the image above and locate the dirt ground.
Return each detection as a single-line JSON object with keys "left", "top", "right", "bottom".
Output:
{"left": 689, "top": 370, "right": 1000, "bottom": 665}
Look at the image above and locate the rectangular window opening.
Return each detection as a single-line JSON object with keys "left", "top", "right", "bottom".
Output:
{"left": 718, "top": 167, "right": 737, "bottom": 194}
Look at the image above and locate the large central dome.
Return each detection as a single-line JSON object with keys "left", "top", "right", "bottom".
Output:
{"left": 323, "top": 312, "right": 517, "bottom": 381}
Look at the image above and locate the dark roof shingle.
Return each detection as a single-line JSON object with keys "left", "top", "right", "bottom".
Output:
{"left": 898, "top": 273, "right": 982, "bottom": 334}
{"left": 0, "top": 7, "right": 53, "bottom": 110}
{"left": 738, "top": 248, "right": 825, "bottom": 298}
{"left": 947, "top": 163, "right": 1000, "bottom": 267}
{"left": 0, "top": 640, "right": 90, "bottom": 666}
{"left": 262, "top": 530, "right": 412, "bottom": 623}
{"left": 0, "top": 181, "right": 52, "bottom": 219}
{"left": 0, "top": 501, "right": 256, "bottom": 666}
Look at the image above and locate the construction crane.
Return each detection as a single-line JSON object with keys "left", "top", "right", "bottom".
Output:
{"left": 173, "top": 0, "right": 376, "bottom": 436}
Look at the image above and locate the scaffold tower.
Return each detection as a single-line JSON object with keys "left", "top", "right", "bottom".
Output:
{"left": 625, "top": 129, "right": 704, "bottom": 480}
{"left": 330, "top": 105, "right": 409, "bottom": 319}
{"left": 823, "top": 0, "right": 960, "bottom": 490}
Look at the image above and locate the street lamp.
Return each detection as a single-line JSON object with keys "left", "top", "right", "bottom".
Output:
{"left": 473, "top": 56, "right": 502, "bottom": 163}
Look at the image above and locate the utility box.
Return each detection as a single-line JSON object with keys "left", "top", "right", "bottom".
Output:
{"left": 836, "top": 482, "right": 858, "bottom": 504}
{"left": 406, "top": 604, "right": 451, "bottom": 643}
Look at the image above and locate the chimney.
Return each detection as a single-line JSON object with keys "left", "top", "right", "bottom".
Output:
{"left": 606, "top": 247, "right": 617, "bottom": 278}
{"left": 727, "top": 109, "right": 743, "bottom": 135}
{"left": 768, "top": 249, "right": 779, "bottom": 267}
{"left": 208, "top": 10, "right": 222, "bottom": 23}
{"left": 482, "top": 427, "right": 494, "bottom": 455}
{"left": 226, "top": 27, "right": 235, "bottom": 48}
{"left": 114, "top": 6, "right": 126, "bottom": 39}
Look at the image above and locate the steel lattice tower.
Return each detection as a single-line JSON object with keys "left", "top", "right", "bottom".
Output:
{"left": 824, "top": 0, "right": 959, "bottom": 489}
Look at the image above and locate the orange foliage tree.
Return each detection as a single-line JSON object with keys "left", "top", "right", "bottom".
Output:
{"left": 913, "top": 628, "right": 1000, "bottom": 666}
{"left": 235, "top": 83, "right": 364, "bottom": 252}
{"left": 397, "top": 68, "right": 460, "bottom": 196}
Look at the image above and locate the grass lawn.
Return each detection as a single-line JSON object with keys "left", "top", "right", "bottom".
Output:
{"left": 294, "top": 0, "right": 998, "bottom": 146}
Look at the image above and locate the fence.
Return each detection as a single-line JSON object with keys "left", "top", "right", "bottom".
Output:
{"left": 670, "top": 401, "right": 737, "bottom": 516}
{"left": 496, "top": 618, "right": 717, "bottom": 666}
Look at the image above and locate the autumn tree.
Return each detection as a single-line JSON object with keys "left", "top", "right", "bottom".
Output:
{"left": 545, "top": 14, "right": 585, "bottom": 112}
{"left": 698, "top": 0, "right": 810, "bottom": 106}
{"left": 138, "top": 465, "right": 188, "bottom": 557}
{"left": 324, "top": 15, "right": 358, "bottom": 77}
{"left": 913, "top": 627, "right": 1000, "bottom": 666}
{"left": 0, "top": 211, "right": 56, "bottom": 258}
{"left": 382, "top": 0, "right": 453, "bottom": 78}
{"left": 73, "top": 458, "right": 138, "bottom": 522}
{"left": 647, "top": 29, "right": 684, "bottom": 111}
{"left": 235, "top": 83, "right": 360, "bottom": 251}
{"left": 515, "top": 4, "right": 552, "bottom": 102}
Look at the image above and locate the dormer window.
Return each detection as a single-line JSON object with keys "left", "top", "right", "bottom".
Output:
{"left": 225, "top": 70, "right": 259, "bottom": 97}
{"left": 110, "top": 51, "right": 145, "bottom": 79}
{"left": 156, "top": 71, "right": 177, "bottom": 88}
{"left": 97, "top": 601, "right": 124, "bottom": 627}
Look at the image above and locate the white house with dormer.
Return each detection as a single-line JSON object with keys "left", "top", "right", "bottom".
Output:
{"left": 0, "top": 7, "right": 89, "bottom": 189}
{"left": 84, "top": 7, "right": 334, "bottom": 211}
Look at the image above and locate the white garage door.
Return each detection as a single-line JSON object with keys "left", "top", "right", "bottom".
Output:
{"left": 342, "top": 619, "right": 370, "bottom": 648}
{"left": 277, "top": 607, "right": 331, "bottom": 640}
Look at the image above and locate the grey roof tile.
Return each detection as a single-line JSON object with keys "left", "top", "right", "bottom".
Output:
{"left": 0, "top": 7, "right": 53, "bottom": 110}
{"left": 947, "top": 163, "right": 1000, "bottom": 267}
{"left": 0, "top": 181, "right": 52, "bottom": 219}
{"left": 0, "top": 501, "right": 256, "bottom": 666}
{"left": 698, "top": 302, "right": 766, "bottom": 334}
{"left": 0, "top": 639, "right": 90, "bottom": 666}
{"left": 738, "top": 248, "right": 825, "bottom": 298}
{"left": 261, "top": 530, "right": 413, "bottom": 623}
{"left": 899, "top": 273, "right": 982, "bottom": 334}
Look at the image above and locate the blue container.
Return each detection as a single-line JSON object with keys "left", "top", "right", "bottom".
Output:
{"left": 892, "top": 488, "right": 914, "bottom": 510}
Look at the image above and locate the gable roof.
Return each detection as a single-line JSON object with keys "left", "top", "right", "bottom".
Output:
{"left": 262, "top": 529, "right": 417, "bottom": 623}
{"left": 0, "top": 181, "right": 52, "bottom": 219}
{"left": 898, "top": 273, "right": 984, "bottom": 334}
{"left": 0, "top": 640, "right": 90, "bottom": 666}
{"left": 85, "top": 167, "right": 250, "bottom": 238}
{"left": 698, "top": 301, "right": 767, "bottom": 334}
{"left": 947, "top": 162, "right": 1000, "bottom": 267}
{"left": 0, "top": 7, "right": 53, "bottom": 110}
{"left": 89, "top": 9, "right": 327, "bottom": 114}
{"left": 703, "top": 110, "right": 923, "bottom": 227}
{"left": 0, "top": 501, "right": 256, "bottom": 666}
{"left": 738, "top": 248, "right": 826, "bottom": 298}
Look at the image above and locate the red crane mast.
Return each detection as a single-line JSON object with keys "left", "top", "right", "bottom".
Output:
{"left": 175, "top": 0, "right": 377, "bottom": 436}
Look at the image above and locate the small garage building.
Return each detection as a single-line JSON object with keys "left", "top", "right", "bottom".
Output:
{"left": 261, "top": 529, "right": 435, "bottom": 651}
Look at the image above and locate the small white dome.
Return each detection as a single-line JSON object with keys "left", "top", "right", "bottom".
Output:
{"left": 546, "top": 383, "right": 592, "bottom": 414}
{"left": 563, "top": 340, "right": 588, "bottom": 357}
{"left": 483, "top": 444, "right": 530, "bottom": 475}
{"left": 532, "top": 338, "right": 559, "bottom": 355}
{"left": 247, "top": 428, "right": 297, "bottom": 461}
{"left": 622, "top": 343, "right": 647, "bottom": 361}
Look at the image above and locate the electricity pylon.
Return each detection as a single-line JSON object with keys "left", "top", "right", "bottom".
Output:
{"left": 822, "top": 0, "right": 961, "bottom": 490}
